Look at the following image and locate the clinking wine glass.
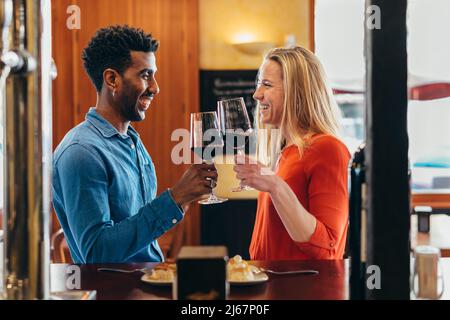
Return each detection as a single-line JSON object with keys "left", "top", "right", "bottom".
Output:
{"left": 217, "top": 97, "right": 254, "bottom": 192}
{"left": 190, "top": 112, "right": 228, "bottom": 205}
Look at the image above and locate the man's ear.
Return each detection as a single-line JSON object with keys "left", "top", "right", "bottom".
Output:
{"left": 103, "top": 68, "right": 121, "bottom": 92}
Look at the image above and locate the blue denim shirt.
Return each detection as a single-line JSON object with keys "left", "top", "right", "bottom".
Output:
{"left": 52, "top": 107, "right": 183, "bottom": 263}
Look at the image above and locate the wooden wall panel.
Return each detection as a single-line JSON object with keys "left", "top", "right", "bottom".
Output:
{"left": 131, "top": 0, "right": 201, "bottom": 246}
{"left": 51, "top": 0, "right": 200, "bottom": 248}
{"left": 51, "top": 0, "right": 77, "bottom": 153}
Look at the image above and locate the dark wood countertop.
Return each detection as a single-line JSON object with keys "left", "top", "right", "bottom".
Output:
{"left": 51, "top": 259, "right": 348, "bottom": 300}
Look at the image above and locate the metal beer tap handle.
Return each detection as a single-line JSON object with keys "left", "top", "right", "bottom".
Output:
{"left": 1, "top": 49, "right": 36, "bottom": 74}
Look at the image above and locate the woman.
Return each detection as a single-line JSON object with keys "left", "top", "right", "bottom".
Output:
{"left": 234, "top": 46, "right": 350, "bottom": 260}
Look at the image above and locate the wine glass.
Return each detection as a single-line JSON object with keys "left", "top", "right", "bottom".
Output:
{"left": 217, "top": 97, "right": 254, "bottom": 192}
{"left": 190, "top": 112, "right": 228, "bottom": 205}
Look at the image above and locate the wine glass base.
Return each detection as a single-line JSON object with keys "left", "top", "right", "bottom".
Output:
{"left": 198, "top": 197, "right": 228, "bottom": 205}
{"left": 231, "top": 186, "right": 255, "bottom": 192}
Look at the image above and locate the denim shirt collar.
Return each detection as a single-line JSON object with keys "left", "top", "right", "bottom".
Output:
{"left": 86, "top": 107, "right": 140, "bottom": 139}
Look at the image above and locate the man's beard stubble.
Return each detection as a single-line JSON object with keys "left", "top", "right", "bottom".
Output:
{"left": 116, "top": 86, "right": 143, "bottom": 122}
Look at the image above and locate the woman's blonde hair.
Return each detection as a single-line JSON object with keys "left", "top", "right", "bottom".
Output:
{"left": 256, "top": 46, "right": 341, "bottom": 168}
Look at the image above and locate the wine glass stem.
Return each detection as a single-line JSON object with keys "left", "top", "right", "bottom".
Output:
{"left": 237, "top": 148, "right": 246, "bottom": 188}
{"left": 234, "top": 148, "right": 254, "bottom": 192}
{"left": 204, "top": 160, "right": 217, "bottom": 199}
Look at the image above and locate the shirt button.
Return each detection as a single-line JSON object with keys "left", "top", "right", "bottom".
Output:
{"left": 330, "top": 243, "right": 334, "bottom": 247}
{"left": 130, "top": 144, "right": 135, "bottom": 149}
{"left": 172, "top": 219, "right": 177, "bottom": 224}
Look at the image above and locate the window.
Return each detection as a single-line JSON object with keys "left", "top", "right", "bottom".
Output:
{"left": 315, "top": 0, "right": 365, "bottom": 155}
{"left": 315, "top": 0, "right": 450, "bottom": 197}
{"left": 407, "top": 0, "right": 450, "bottom": 193}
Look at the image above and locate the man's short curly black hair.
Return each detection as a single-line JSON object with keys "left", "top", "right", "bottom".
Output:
{"left": 82, "top": 25, "right": 159, "bottom": 92}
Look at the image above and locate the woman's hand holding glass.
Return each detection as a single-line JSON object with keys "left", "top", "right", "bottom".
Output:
{"left": 217, "top": 97, "right": 255, "bottom": 192}
{"left": 233, "top": 154, "right": 280, "bottom": 193}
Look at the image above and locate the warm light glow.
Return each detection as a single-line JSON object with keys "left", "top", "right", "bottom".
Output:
{"left": 232, "top": 33, "right": 256, "bottom": 44}
{"left": 232, "top": 41, "right": 275, "bottom": 56}
{"left": 200, "top": 0, "right": 309, "bottom": 69}
{"left": 231, "top": 32, "right": 275, "bottom": 55}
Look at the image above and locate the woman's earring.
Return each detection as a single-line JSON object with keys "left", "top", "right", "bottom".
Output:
{"left": 112, "top": 88, "right": 116, "bottom": 97}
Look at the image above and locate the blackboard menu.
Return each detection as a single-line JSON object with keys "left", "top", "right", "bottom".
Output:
{"left": 200, "top": 70, "right": 258, "bottom": 124}
{"left": 200, "top": 70, "right": 259, "bottom": 155}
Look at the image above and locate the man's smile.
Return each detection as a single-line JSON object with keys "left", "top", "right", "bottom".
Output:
{"left": 138, "top": 95, "right": 153, "bottom": 111}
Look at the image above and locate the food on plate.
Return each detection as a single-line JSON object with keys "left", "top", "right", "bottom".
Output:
{"left": 146, "top": 256, "right": 260, "bottom": 283}
{"left": 226, "top": 255, "right": 258, "bottom": 281}
{"left": 147, "top": 262, "right": 176, "bottom": 281}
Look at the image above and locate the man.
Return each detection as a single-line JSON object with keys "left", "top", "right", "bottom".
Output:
{"left": 52, "top": 25, "right": 216, "bottom": 263}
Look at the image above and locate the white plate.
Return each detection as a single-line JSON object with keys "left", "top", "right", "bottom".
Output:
{"left": 141, "top": 273, "right": 173, "bottom": 286}
{"left": 228, "top": 272, "right": 269, "bottom": 286}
